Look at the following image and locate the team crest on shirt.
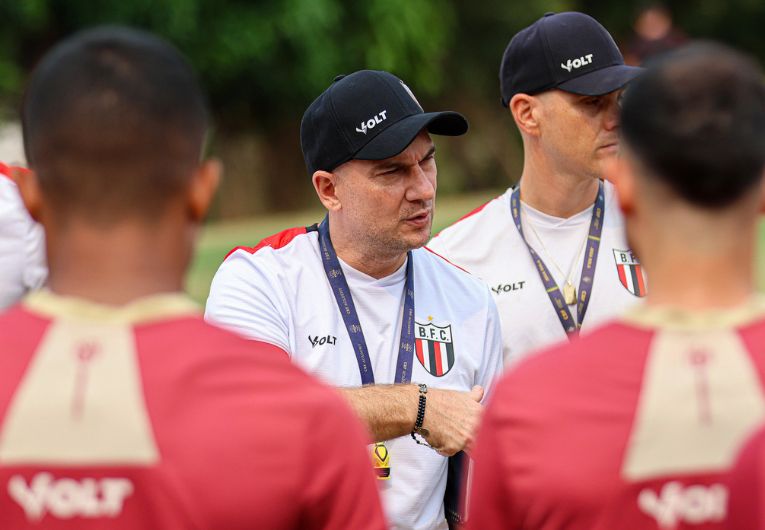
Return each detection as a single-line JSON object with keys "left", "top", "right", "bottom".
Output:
{"left": 613, "top": 249, "right": 647, "bottom": 297}
{"left": 414, "top": 320, "right": 455, "bottom": 377}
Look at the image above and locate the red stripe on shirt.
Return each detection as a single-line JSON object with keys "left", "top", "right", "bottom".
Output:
{"left": 0, "top": 163, "right": 30, "bottom": 182}
{"left": 432, "top": 198, "right": 496, "bottom": 238}
{"left": 225, "top": 226, "right": 309, "bottom": 260}
{"left": 423, "top": 247, "right": 470, "bottom": 274}
{"left": 433, "top": 341, "right": 443, "bottom": 376}
{"left": 617, "top": 264, "right": 628, "bottom": 290}
{"left": 415, "top": 339, "right": 424, "bottom": 365}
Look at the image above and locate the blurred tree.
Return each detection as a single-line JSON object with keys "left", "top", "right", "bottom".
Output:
{"left": 0, "top": 0, "right": 458, "bottom": 214}
{"left": 0, "top": 0, "right": 761, "bottom": 217}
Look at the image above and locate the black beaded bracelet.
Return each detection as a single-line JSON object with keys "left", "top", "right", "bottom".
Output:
{"left": 411, "top": 383, "right": 431, "bottom": 446}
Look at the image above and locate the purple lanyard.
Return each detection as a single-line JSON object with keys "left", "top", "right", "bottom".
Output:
{"left": 510, "top": 181, "right": 605, "bottom": 336}
{"left": 317, "top": 217, "right": 416, "bottom": 385}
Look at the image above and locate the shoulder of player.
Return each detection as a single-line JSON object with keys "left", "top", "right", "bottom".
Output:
{"left": 141, "top": 316, "right": 299, "bottom": 373}
{"left": 499, "top": 322, "right": 645, "bottom": 401}
{"left": 415, "top": 246, "right": 494, "bottom": 303}
{"left": 224, "top": 224, "right": 319, "bottom": 262}
{"left": 416, "top": 246, "right": 485, "bottom": 286}
{"left": 432, "top": 191, "right": 508, "bottom": 241}
{"left": 0, "top": 305, "right": 50, "bottom": 344}
{"left": 137, "top": 318, "right": 359, "bottom": 431}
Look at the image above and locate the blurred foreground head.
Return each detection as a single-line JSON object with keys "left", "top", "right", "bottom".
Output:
{"left": 21, "top": 26, "right": 218, "bottom": 226}
{"left": 617, "top": 41, "right": 765, "bottom": 210}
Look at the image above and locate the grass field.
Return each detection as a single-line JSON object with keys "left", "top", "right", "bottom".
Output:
{"left": 186, "top": 190, "right": 765, "bottom": 304}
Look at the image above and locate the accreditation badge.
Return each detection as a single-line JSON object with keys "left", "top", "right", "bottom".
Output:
{"left": 372, "top": 442, "right": 391, "bottom": 480}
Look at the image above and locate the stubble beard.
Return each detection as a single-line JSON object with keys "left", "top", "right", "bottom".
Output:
{"left": 360, "top": 219, "right": 431, "bottom": 263}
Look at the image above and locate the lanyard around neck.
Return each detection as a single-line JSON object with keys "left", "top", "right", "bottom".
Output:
{"left": 317, "top": 217, "right": 416, "bottom": 384}
{"left": 509, "top": 181, "right": 605, "bottom": 336}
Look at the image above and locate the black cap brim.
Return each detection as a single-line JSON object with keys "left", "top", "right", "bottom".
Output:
{"left": 353, "top": 111, "right": 468, "bottom": 161}
{"left": 557, "top": 64, "right": 643, "bottom": 96}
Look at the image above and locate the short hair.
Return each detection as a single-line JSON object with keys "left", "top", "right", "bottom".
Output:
{"left": 620, "top": 41, "right": 765, "bottom": 208}
{"left": 22, "top": 26, "right": 209, "bottom": 223}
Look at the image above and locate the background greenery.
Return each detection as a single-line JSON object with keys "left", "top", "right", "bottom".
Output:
{"left": 0, "top": 0, "right": 763, "bottom": 217}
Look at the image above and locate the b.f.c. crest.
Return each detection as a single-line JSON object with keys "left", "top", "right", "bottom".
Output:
{"left": 414, "top": 321, "right": 455, "bottom": 377}
{"left": 613, "top": 249, "right": 647, "bottom": 297}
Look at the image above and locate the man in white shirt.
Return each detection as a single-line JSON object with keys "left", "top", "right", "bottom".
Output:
{"left": 206, "top": 70, "right": 504, "bottom": 530}
{"left": 0, "top": 164, "right": 46, "bottom": 309}
{"left": 429, "top": 12, "right": 645, "bottom": 364}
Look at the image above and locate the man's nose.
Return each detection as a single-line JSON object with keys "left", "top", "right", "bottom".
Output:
{"left": 604, "top": 97, "right": 620, "bottom": 131}
{"left": 406, "top": 165, "right": 436, "bottom": 202}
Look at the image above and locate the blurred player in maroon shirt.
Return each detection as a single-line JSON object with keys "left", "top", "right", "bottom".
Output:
{"left": 0, "top": 26, "right": 385, "bottom": 530}
{"left": 727, "top": 425, "right": 765, "bottom": 530}
{"left": 467, "top": 42, "right": 765, "bottom": 530}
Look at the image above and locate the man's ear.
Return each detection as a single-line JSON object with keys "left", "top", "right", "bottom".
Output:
{"left": 606, "top": 155, "right": 635, "bottom": 217}
{"left": 188, "top": 158, "right": 222, "bottom": 222}
{"left": 312, "top": 170, "right": 341, "bottom": 212}
{"left": 509, "top": 93, "right": 541, "bottom": 137}
{"left": 13, "top": 167, "right": 43, "bottom": 223}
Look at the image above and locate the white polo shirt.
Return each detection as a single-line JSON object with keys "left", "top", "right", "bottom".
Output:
{"left": 428, "top": 180, "right": 645, "bottom": 365}
{"left": 0, "top": 172, "right": 46, "bottom": 310}
{"left": 205, "top": 225, "right": 504, "bottom": 530}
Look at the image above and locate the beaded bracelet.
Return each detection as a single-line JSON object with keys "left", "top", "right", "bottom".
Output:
{"left": 411, "top": 383, "right": 432, "bottom": 447}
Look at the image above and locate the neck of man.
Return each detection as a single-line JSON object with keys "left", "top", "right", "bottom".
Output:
{"left": 518, "top": 152, "right": 600, "bottom": 219}
{"left": 44, "top": 212, "right": 191, "bottom": 306}
{"left": 328, "top": 215, "right": 408, "bottom": 280}
{"left": 638, "top": 205, "right": 757, "bottom": 311}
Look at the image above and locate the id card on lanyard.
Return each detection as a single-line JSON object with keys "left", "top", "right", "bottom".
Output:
{"left": 316, "top": 217, "right": 416, "bottom": 478}
{"left": 510, "top": 181, "right": 605, "bottom": 336}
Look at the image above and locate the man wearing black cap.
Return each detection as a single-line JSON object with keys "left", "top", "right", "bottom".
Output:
{"left": 206, "top": 70, "right": 503, "bottom": 530}
{"left": 429, "top": 12, "right": 645, "bottom": 364}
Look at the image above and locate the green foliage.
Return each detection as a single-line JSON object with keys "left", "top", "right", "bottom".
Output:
{"left": 0, "top": 0, "right": 762, "bottom": 122}
{"left": 0, "top": 0, "right": 762, "bottom": 216}
{"left": 0, "top": 0, "right": 457, "bottom": 126}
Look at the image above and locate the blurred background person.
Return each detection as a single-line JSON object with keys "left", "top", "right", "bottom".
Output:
{"left": 467, "top": 41, "right": 765, "bottom": 530}
{"left": 624, "top": 3, "right": 688, "bottom": 65}
{"left": 0, "top": 26, "right": 385, "bottom": 530}
{"left": 0, "top": 163, "right": 46, "bottom": 309}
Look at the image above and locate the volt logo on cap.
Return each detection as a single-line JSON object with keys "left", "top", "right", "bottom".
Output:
{"left": 561, "top": 54, "right": 594, "bottom": 72}
{"left": 355, "top": 110, "right": 388, "bottom": 135}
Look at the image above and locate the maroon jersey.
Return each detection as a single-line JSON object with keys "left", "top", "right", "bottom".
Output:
{"left": 468, "top": 302, "right": 765, "bottom": 530}
{"left": 727, "top": 425, "right": 765, "bottom": 529}
{"left": 0, "top": 291, "right": 385, "bottom": 530}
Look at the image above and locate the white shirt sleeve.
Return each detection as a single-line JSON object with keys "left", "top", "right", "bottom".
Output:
{"left": 476, "top": 288, "right": 505, "bottom": 399}
{"left": 22, "top": 217, "right": 47, "bottom": 291}
{"left": 0, "top": 178, "right": 47, "bottom": 309}
{"left": 425, "top": 234, "right": 450, "bottom": 256}
{"left": 204, "top": 250, "right": 292, "bottom": 353}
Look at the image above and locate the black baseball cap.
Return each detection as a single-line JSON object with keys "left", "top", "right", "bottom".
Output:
{"left": 500, "top": 12, "right": 643, "bottom": 106}
{"left": 300, "top": 70, "right": 468, "bottom": 175}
